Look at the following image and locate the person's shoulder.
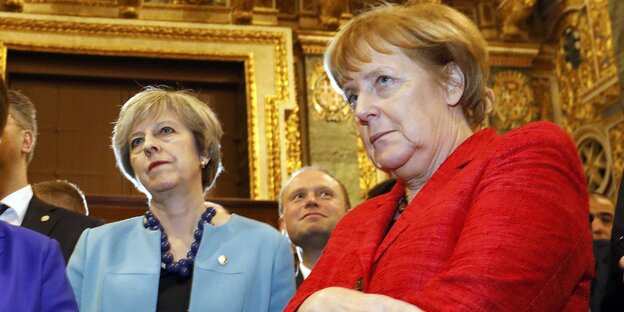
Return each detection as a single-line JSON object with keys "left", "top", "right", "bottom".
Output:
{"left": 229, "top": 214, "right": 283, "bottom": 240}
{"left": 53, "top": 207, "right": 104, "bottom": 225}
{"left": 501, "top": 121, "right": 572, "bottom": 146}
{"left": 0, "top": 220, "right": 53, "bottom": 247}
{"left": 32, "top": 196, "right": 104, "bottom": 226}
{"left": 338, "top": 194, "right": 389, "bottom": 224}
{"left": 79, "top": 216, "right": 143, "bottom": 241}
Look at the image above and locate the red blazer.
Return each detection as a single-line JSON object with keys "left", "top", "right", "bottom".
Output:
{"left": 285, "top": 122, "right": 593, "bottom": 311}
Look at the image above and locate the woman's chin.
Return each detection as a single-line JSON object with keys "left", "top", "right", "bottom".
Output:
{"left": 374, "top": 157, "right": 409, "bottom": 174}
{"left": 145, "top": 181, "right": 178, "bottom": 194}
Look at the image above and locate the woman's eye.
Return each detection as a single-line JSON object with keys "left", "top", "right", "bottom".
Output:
{"left": 160, "top": 126, "right": 175, "bottom": 135}
{"left": 130, "top": 137, "right": 144, "bottom": 149}
{"left": 346, "top": 94, "right": 358, "bottom": 109}
{"left": 376, "top": 75, "right": 392, "bottom": 86}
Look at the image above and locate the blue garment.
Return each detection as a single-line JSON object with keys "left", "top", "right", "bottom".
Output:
{"left": 67, "top": 214, "right": 295, "bottom": 311}
{"left": 0, "top": 220, "right": 78, "bottom": 312}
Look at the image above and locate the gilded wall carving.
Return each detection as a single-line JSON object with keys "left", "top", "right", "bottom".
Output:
{"left": 489, "top": 71, "right": 537, "bottom": 131}
{"left": 552, "top": 0, "right": 622, "bottom": 194}
{"left": 285, "top": 107, "right": 302, "bottom": 177}
{"left": 309, "top": 60, "right": 351, "bottom": 122}
{"left": 609, "top": 122, "right": 624, "bottom": 188}
{"left": 555, "top": 2, "right": 620, "bottom": 133}
{"left": 574, "top": 126, "right": 617, "bottom": 199}
{"left": 0, "top": 43, "right": 6, "bottom": 81}
{"left": 496, "top": 0, "right": 537, "bottom": 41}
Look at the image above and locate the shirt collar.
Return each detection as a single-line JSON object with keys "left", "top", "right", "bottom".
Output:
{"left": 299, "top": 261, "right": 312, "bottom": 279}
{"left": 0, "top": 185, "right": 33, "bottom": 225}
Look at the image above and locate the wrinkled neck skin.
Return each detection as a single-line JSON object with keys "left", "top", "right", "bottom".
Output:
{"left": 400, "top": 115, "right": 473, "bottom": 203}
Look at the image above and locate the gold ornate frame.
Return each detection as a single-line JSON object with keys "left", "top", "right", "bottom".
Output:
{"left": 0, "top": 12, "right": 300, "bottom": 200}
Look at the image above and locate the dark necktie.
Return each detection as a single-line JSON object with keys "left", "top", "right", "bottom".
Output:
{"left": 0, "top": 203, "right": 10, "bottom": 216}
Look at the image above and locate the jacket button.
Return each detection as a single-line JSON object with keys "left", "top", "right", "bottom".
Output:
{"left": 355, "top": 277, "right": 363, "bottom": 291}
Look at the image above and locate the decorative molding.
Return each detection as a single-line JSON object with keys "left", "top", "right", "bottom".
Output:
{"left": 297, "top": 31, "right": 332, "bottom": 55}
{"left": 573, "top": 125, "right": 617, "bottom": 199}
{"left": 311, "top": 73, "right": 349, "bottom": 122}
{"left": 554, "top": 1, "right": 620, "bottom": 134}
{"left": 487, "top": 43, "right": 540, "bottom": 68}
{"left": 489, "top": 71, "right": 536, "bottom": 131}
{"left": 0, "top": 43, "right": 6, "bottom": 81}
{"left": 285, "top": 107, "right": 302, "bottom": 178}
{"left": 265, "top": 95, "right": 281, "bottom": 200}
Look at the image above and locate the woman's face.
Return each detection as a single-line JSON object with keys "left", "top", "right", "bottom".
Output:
{"left": 128, "top": 111, "right": 203, "bottom": 195}
{"left": 341, "top": 46, "right": 465, "bottom": 180}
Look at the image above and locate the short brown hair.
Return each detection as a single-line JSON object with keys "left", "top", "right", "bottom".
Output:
{"left": 33, "top": 180, "right": 89, "bottom": 215}
{"left": 325, "top": 2, "right": 492, "bottom": 126}
{"left": 112, "top": 87, "right": 223, "bottom": 193}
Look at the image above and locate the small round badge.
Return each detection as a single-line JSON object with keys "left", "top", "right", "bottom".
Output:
{"left": 217, "top": 255, "right": 228, "bottom": 265}
{"left": 41, "top": 215, "right": 50, "bottom": 222}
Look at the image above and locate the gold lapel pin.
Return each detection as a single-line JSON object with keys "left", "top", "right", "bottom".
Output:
{"left": 41, "top": 215, "right": 50, "bottom": 222}
{"left": 217, "top": 254, "right": 228, "bottom": 265}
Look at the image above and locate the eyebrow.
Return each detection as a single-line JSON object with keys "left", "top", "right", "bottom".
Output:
{"left": 342, "top": 66, "right": 395, "bottom": 90}
{"left": 129, "top": 120, "right": 179, "bottom": 139}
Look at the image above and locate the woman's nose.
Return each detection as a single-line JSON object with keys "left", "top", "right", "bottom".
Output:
{"left": 142, "top": 134, "right": 160, "bottom": 156}
{"left": 354, "top": 94, "right": 379, "bottom": 124}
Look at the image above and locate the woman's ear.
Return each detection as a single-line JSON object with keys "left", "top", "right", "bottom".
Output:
{"left": 444, "top": 63, "right": 465, "bottom": 107}
{"left": 200, "top": 156, "right": 210, "bottom": 168}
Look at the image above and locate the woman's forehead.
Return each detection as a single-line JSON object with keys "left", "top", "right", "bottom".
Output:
{"left": 129, "top": 108, "right": 182, "bottom": 131}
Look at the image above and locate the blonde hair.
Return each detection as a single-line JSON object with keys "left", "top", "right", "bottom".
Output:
{"left": 112, "top": 87, "right": 223, "bottom": 193}
{"left": 325, "top": 2, "right": 492, "bottom": 126}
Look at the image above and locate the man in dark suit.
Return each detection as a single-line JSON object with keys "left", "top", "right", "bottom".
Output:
{"left": 278, "top": 167, "right": 350, "bottom": 288}
{"left": 0, "top": 89, "right": 103, "bottom": 262}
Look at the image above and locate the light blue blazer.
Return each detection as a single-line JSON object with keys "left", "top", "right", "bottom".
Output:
{"left": 67, "top": 214, "right": 295, "bottom": 312}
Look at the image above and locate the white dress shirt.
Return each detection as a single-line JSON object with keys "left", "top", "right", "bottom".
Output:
{"left": 299, "top": 261, "right": 312, "bottom": 279}
{"left": 0, "top": 185, "right": 33, "bottom": 226}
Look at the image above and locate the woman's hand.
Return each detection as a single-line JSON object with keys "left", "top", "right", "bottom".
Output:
{"left": 298, "top": 287, "right": 424, "bottom": 312}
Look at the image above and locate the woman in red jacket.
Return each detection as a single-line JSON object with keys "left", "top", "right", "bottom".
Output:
{"left": 285, "top": 2, "right": 593, "bottom": 311}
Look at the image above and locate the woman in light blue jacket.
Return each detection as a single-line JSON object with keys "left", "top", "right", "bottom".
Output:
{"left": 67, "top": 88, "right": 295, "bottom": 311}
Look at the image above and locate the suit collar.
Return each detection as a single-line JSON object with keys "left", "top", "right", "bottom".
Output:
{"left": 0, "top": 221, "right": 7, "bottom": 256}
{"left": 21, "top": 195, "right": 61, "bottom": 235}
{"left": 1, "top": 184, "right": 33, "bottom": 225}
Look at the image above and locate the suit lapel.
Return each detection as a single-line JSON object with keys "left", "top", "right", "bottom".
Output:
{"left": 356, "top": 188, "right": 403, "bottom": 278}
{"left": 0, "top": 222, "right": 6, "bottom": 256}
{"left": 21, "top": 196, "right": 60, "bottom": 236}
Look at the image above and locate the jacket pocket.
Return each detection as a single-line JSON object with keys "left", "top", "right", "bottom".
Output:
{"left": 102, "top": 273, "right": 159, "bottom": 312}
{"left": 189, "top": 268, "right": 248, "bottom": 312}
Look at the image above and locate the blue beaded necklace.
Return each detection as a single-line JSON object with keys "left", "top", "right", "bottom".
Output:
{"left": 143, "top": 207, "right": 216, "bottom": 278}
